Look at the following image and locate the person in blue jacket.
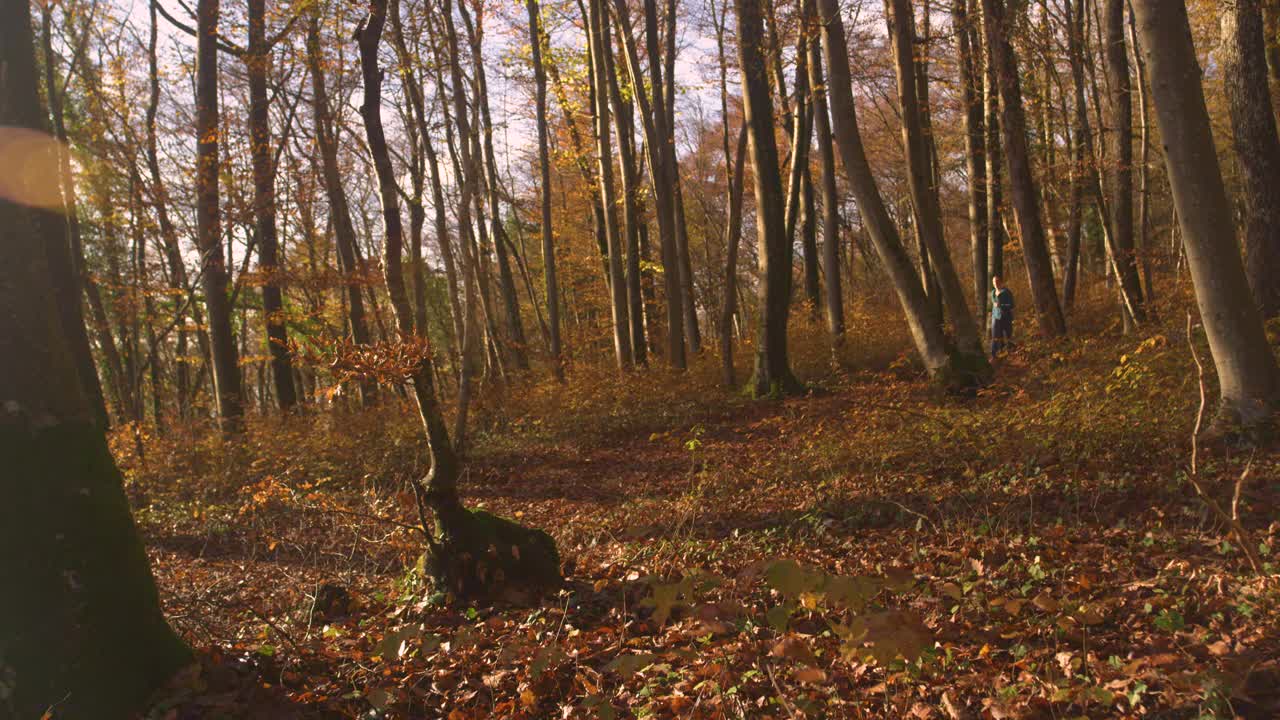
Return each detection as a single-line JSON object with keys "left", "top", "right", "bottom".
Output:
{"left": 990, "top": 275, "right": 1014, "bottom": 357}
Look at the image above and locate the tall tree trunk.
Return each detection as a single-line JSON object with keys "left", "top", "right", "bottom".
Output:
{"left": 1128, "top": 6, "right": 1155, "bottom": 302}
{"left": 739, "top": 0, "right": 801, "bottom": 397}
{"left": 605, "top": 20, "right": 649, "bottom": 364}
{"left": 459, "top": 4, "right": 531, "bottom": 369}
{"left": 1104, "top": 0, "right": 1146, "bottom": 327}
{"left": 195, "top": 0, "right": 244, "bottom": 431}
{"left": 954, "top": 0, "right": 989, "bottom": 320}
{"left": 981, "top": 0, "right": 1067, "bottom": 336}
{"left": 819, "top": 0, "right": 965, "bottom": 380}
{"left": 358, "top": 0, "right": 461, "bottom": 510}
{"left": 1132, "top": 0, "right": 1279, "bottom": 429}
{"left": 527, "top": 0, "right": 563, "bottom": 378}
{"left": 983, "top": 6, "right": 1005, "bottom": 285}
{"left": 1061, "top": 0, "right": 1092, "bottom": 310}
{"left": 720, "top": 127, "right": 749, "bottom": 386}
{"left": 307, "top": 13, "right": 377, "bottom": 407}
{"left": 247, "top": 0, "right": 297, "bottom": 410}
{"left": 808, "top": 19, "right": 845, "bottom": 342}
{"left": 1222, "top": 0, "right": 1280, "bottom": 320}
{"left": 588, "top": 0, "right": 635, "bottom": 368}
{"left": 612, "top": 0, "right": 686, "bottom": 367}
{"left": 0, "top": 4, "right": 191, "bottom": 713}
{"left": 889, "top": 0, "right": 984, "bottom": 356}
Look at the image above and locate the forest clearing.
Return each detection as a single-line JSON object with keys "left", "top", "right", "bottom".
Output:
{"left": 4, "top": 0, "right": 1280, "bottom": 716}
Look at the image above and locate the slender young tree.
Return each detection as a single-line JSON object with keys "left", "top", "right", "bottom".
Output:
{"left": 1132, "top": 0, "right": 1278, "bottom": 430}
{"left": 527, "top": 0, "right": 563, "bottom": 378}
{"left": 195, "top": 0, "right": 244, "bottom": 430}
{"left": 1104, "top": 0, "right": 1146, "bottom": 326}
{"left": 981, "top": 0, "right": 1067, "bottom": 336}
{"left": 611, "top": 0, "right": 687, "bottom": 367}
{"left": 39, "top": 4, "right": 110, "bottom": 429}
{"left": 588, "top": 0, "right": 635, "bottom": 368}
{"left": 306, "top": 10, "right": 377, "bottom": 406}
{"left": 1, "top": 3, "right": 190, "bottom": 713}
{"left": 1221, "top": 0, "right": 1280, "bottom": 319}
{"left": 807, "top": 10, "right": 845, "bottom": 341}
{"left": 247, "top": 0, "right": 297, "bottom": 409}
{"left": 953, "top": 0, "right": 989, "bottom": 319}
{"left": 356, "top": 0, "right": 559, "bottom": 595}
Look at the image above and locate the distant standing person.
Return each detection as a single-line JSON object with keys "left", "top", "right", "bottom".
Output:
{"left": 991, "top": 275, "right": 1014, "bottom": 357}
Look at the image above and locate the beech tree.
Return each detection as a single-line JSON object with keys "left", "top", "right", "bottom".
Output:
{"left": 1132, "top": 0, "right": 1279, "bottom": 430}
{"left": 820, "top": 0, "right": 986, "bottom": 382}
{"left": 1, "top": 2, "right": 190, "bottom": 713}
{"left": 1221, "top": 0, "right": 1280, "bottom": 320}
{"left": 739, "top": 0, "right": 803, "bottom": 396}
{"left": 195, "top": 0, "right": 244, "bottom": 430}
{"left": 981, "top": 0, "right": 1066, "bottom": 337}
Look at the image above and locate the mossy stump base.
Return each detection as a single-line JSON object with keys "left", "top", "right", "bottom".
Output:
{"left": 422, "top": 508, "right": 561, "bottom": 602}
{"left": 934, "top": 350, "right": 993, "bottom": 395}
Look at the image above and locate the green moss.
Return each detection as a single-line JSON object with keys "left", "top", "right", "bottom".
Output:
{"left": 933, "top": 349, "right": 993, "bottom": 393}
{"left": 0, "top": 420, "right": 190, "bottom": 719}
{"left": 422, "top": 508, "right": 561, "bottom": 601}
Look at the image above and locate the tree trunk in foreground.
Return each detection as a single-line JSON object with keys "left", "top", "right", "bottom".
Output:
{"left": 1132, "top": 0, "right": 1279, "bottom": 430}
{"left": 1, "top": 4, "right": 190, "bottom": 714}
{"left": 739, "top": 0, "right": 802, "bottom": 397}
{"left": 1222, "top": 0, "right": 1280, "bottom": 320}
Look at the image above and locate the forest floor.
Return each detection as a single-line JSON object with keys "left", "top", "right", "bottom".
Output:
{"left": 122, "top": 286, "right": 1280, "bottom": 719}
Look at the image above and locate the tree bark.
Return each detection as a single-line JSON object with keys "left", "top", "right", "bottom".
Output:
{"left": 739, "top": 0, "right": 801, "bottom": 397}
{"left": 954, "top": 0, "right": 989, "bottom": 321}
{"left": 819, "top": 0, "right": 970, "bottom": 381}
{"left": 720, "top": 127, "right": 749, "bottom": 387}
{"left": 808, "top": 18, "right": 845, "bottom": 341}
{"left": 889, "top": 0, "right": 984, "bottom": 356}
{"left": 612, "top": 0, "right": 686, "bottom": 367}
{"left": 981, "top": 0, "right": 1067, "bottom": 336}
{"left": 247, "top": 0, "right": 297, "bottom": 410}
{"left": 1, "top": 4, "right": 190, "bottom": 713}
{"left": 306, "top": 13, "right": 377, "bottom": 406}
{"left": 588, "top": 0, "right": 635, "bottom": 369}
{"left": 38, "top": 5, "right": 110, "bottom": 429}
{"left": 1222, "top": 0, "right": 1280, "bottom": 320}
{"left": 527, "top": 0, "right": 563, "bottom": 378}
{"left": 195, "top": 0, "right": 244, "bottom": 431}
{"left": 1104, "top": 0, "right": 1146, "bottom": 327}
{"left": 1132, "top": 0, "right": 1279, "bottom": 428}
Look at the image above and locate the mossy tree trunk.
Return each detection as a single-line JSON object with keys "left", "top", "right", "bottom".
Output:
{"left": 1, "top": 4, "right": 190, "bottom": 714}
